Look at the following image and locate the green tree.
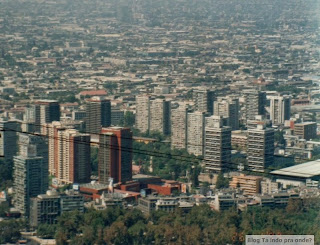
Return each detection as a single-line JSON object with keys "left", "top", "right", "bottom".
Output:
{"left": 216, "top": 173, "right": 229, "bottom": 189}
{"left": 37, "top": 224, "right": 57, "bottom": 238}
{"left": 0, "top": 220, "right": 21, "bottom": 244}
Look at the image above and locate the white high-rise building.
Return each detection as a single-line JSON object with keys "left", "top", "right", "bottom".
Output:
{"left": 268, "top": 95, "right": 291, "bottom": 125}
{"left": 171, "top": 106, "right": 188, "bottom": 150}
{"left": 247, "top": 124, "right": 274, "bottom": 172}
{"left": 135, "top": 95, "right": 151, "bottom": 133}
{"left": 187, "top": 111, "right": 205, "bottom": 156}
{"left": 204, "top": 116, "right": 231, "bottom": 172}
{"left": 214, "top": 96, "right": 239, "bottom": 130}
{"left": 150, "top": 99, "right": 171, "bottom": 135}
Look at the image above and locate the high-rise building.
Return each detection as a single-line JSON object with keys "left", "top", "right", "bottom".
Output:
{"left": 294, "top": 122, "right": 317, "bottom": 140}
{"left": 46, "top": 122, "right": 91, "bottom": 184}
{"left": 29, "top": 100, "right": 60, "bottom": 132}
{"left": 247, "top": 124, "right": 274, "bottom": 172}
{"left": 171, "top": 106, "right": 188, "bottom": 150}
{"left": 135, "top": 95, "right": 150, "bottom": 133}
{"left": 111, "top": 107, "right": 125, "bottom": 126}
{"left": 150, "top": 99, "right": 171, "bottom": 135}
{"left": 0, "top": 120, "right": 21, "bottom": 160}
{"left": 268, "top": 95, "right": 291, "bottom": 125}
{"left": 193, "top": 89, "right": 215, "bottom": 115}
{"left": 204, "top": 116, "right": 231, "bottom": 172}
{"left": 214, "top": 96, "right": 240, "bottom": 130}
{"left": 99, "top": 127, "right": 133, "bottom": 184}
{"left": 85, "top": 98, "right": 111, "bottom": 134}
{"left": 13, "top": 134, "right": 48, "bottom": 216}
{"left": 244, "top": 90, "right": 266, "bottom": 124}
{"left": 187, "top": 111, "right": 205, "bottom": 156}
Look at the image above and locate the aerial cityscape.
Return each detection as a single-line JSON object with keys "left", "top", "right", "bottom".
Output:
{"left": 0, "top": 0, "right": 320, "bottom": 244}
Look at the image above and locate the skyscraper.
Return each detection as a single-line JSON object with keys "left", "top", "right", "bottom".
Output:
{"left": 244, "top": 90, "right": 266, "bottom": 124}
{"left": 99, "top": 127, "right": 133, "bottom": 184}
{"left": 247, "top": 124, "right": 274, "bottom": 172}
{"left": 46, "top": 122, "right": 91, "bottom": 184}
{"left": 0, "top": 120, "right": 21, "bottom": 160}
{"left": 204, "top": 116, "right": 232, "bottom": 172}
{"left": 214, "top": 96, "right": 240, "bottom": 130}
{"left": 268, "top": 95, "right": 291, "bottom": 125}
{"left": 187, "top": 111, "right": 205, "bottom": 156}
{"left": 85, "top": 98, "right": 111, "bottom": 134}
{"left": 150, "top": 99, "right": 171, "bottom": 135}
{"left": 135, "top": 95, "right": 150, "bottom": 133}
{"left": 13, "top": 134, "right": 48, "bottom": 216}
{"left": 29, "top": 100, "right": 60, "bottom": 132}
{"left": 193, "top": 89, "right": 215, "bottom": 115}
{"left": 171, "top": 106, "right": 188, "bottom": 150}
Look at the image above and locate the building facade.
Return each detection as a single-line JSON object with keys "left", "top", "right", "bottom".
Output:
{"left": 268, "top": 95, "right": 291, "bottom": 125}
{"left": 187, "top": 111, "right": 205, "bottom": 156}
{"left": 247, "top": 124, "right": 274, "bottom": 172}
{"left": 204, "top": 116, "right": 232, "bottom": 172}
{"left": 171, "top": 106, "right": 188, "bottom": 150}
{"left": 85, "top": 98, "right": 111, "bottom": 134}
{"left": 99, "top": 127, "right": 133, "bottom": 184}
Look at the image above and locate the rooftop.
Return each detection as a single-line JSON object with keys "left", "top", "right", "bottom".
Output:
{"left": 271, "top": 159, "right": 320, "bottom": 178}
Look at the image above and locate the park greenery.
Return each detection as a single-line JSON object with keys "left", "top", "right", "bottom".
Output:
{"left": 28, "top": 197, "right": 320, "bottom": 245}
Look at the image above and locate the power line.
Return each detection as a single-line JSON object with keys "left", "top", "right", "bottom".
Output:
{"left": 1, "top": 125, "right": 316, "bottom": 177}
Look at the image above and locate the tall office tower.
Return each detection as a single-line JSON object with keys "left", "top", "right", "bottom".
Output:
{"left": 135, "top": 95, "right": 151, "bottom": 133}
{"left": 13, "top": 135, "right": 48, "bottom": 216}
{"left": 99, "top": 127, "right": 133, "bottom": 184}
{"left": 150, "top": 99, "right": 171, "bottom": 135}
{"left": 214, "top": 96, "right": 240, "bottom": 130}
{"left": 18, "top": 133, "right": 48, "bottom": 189}
{"left": 85, "top": 98, "right": 111, "bottom": 134}
{"left": 46, "top": 122, "right": 91, "bottom": 184}
{"left": 204, "top": 116, "right": 232, "bottom": 172}
{"left": 111, "top": 107, "right": 124, "bottom": 126}
{"left": 171, "top": 106, "right": 188, "bottom": 150}
{"left": 247, "top": 124, "right": 274, "bottom": 172}
{"left": 193, "top": 89, "right": 215, "bottom": 115}
{"left": 32, "top": 100, "right": 60, "bottom": 132}
{"left": 244, "top": 90, "right": 266, "bottom": 124}
{"left": 0, "top": 120, "right": 21, "bottom": 160}
{"left": 268, "top": 95, "right": 291, "bottom": 125}
{"left": 187, "top": 111, "right": 206, "bottom": 156}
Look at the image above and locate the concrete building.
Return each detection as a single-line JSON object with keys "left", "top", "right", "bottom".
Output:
{"left": 244, "top": 90, "right": 266, "bottom": 124}
{"left": 204, "top": 116, "right": 231, "bottom": 172}
{"left": 171, "top": 106, "right": 188, "bottom": 149}
{"left": 213, "top": 193, "right": 236, "bottom": 211}
{"left": 193, "top": 89, "right": 215, "bottom": 115}
{"left": 28, "top": 100, "right": 60, "bottom": 132}
{"left": 111, "top": 107, "right": 124, "bottom": 126}
{"left": 268, "top": 95, "right": 291, "bottom": 125}
{"left": 46, "top": 122, "right": 91, "bottom": 184}
{"left": 13, "top": 134, "right": 48, "bottom": 216}
{"left": 229, "top": 174, "right": 263, "bottom": 195}
{"left": 261, "top": 179, "right": 279, "bottom": 195}
{"left": 85, "top": 98, "right": 111, "bottom": 134}
{"left": 72, "top": 110, "right": 86, "bottom": 121}
{"left": 247, "top": 124, "right": 274, "bottom": 172}
{"left": 0, "top": 120, "right": 21, "bottom": 160}
{"left": 135, "top": 95, "right": 151, "bottom": 133}
{"left": 30, "top": 190, "right": 84, "bottom": 227}
{"left": 150, "top": 99, "right": 171, "bottom": 135}
{"left": 187, "top": 111, "right": 205, "bottom": 156}
{"left": 99, "top": 127, "right": 133, "bottom": 184}
{"left": 294, "top": 122, "right": 317, "bottom": 140}
{"left": 214, "top": 96, "right": 240, "bottom": 130}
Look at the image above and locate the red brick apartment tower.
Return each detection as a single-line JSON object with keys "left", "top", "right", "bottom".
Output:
{"left": 99, "top": 127, "right": 133, "bottom": 184}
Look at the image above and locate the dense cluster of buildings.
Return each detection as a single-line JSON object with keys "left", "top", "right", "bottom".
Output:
{"left": 0, "top": 0, "right": 320, "bottom": 234}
